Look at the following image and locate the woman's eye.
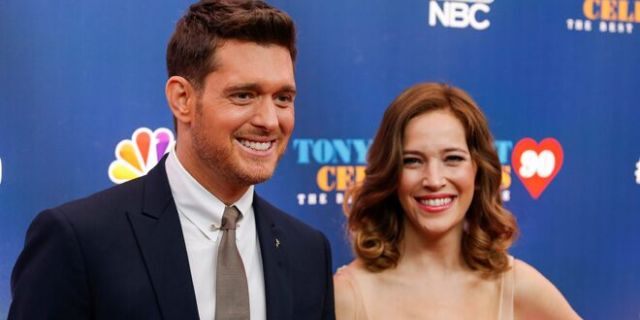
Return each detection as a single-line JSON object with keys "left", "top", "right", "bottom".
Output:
{"left": 445, "top": 155, "right": 466, "bottom": 163}
{"left": 403, "top": 157, "right": 421, "bottom": 165}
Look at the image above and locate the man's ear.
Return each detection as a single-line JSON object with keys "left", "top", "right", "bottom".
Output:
{"left": 166, "top": 76, "right": 197, "bottom": 125}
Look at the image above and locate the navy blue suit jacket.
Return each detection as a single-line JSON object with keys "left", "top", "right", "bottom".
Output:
{"left": 9, "top": 158, "right": 335, "bottom": 319}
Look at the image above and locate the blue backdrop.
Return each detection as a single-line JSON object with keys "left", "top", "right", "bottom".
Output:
{"left": 1, "top": 0, "right": 639, "bottom": 318}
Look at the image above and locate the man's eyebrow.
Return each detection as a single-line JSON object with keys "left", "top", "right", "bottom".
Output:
{"left": 223, "top": 83, "right": 260, "bottom": 95}
{"left": 222, "top": 83, "right": 297, "bottom": 95}
{"left": 279, "top": 85, "right": 297, "bottom": 94}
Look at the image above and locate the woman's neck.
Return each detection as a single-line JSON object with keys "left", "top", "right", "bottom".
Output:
{"left": 397, "top": 220, "right": 467, "bottom": 276}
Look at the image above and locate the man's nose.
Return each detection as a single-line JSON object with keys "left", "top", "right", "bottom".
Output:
{"left": 251, "top": 97, "right": 279, "bottom": 131}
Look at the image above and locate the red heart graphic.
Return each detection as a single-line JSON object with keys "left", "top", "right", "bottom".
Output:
{"left": 511, "top": 138, "right": 564, "bottom": 199}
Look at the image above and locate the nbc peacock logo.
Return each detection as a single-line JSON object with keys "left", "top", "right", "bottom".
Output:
{"left": 108, "top": 127, "right": 175, "bottom": 184}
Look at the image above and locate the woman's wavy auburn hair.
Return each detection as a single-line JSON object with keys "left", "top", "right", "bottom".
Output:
{"left": 345, "top": 83, "right": 518, "bottom": 276}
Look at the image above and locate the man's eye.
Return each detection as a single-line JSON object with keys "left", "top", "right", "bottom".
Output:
{"left": 230, "top": 92, "right": 255, "bottom": 103}
{"left": 275, "top": 93, "right": 295, "bottom": 107}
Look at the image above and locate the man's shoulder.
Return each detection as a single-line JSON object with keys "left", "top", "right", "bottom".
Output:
{"left": 49, "top": 175, "right": 148, "bottom": 223}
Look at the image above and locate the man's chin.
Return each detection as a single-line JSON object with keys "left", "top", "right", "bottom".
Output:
{"left": 236, "top": 172, "right": 273, "bottom": 186}
{"left": 235, "top": 164, "right": 277, "bottom": 185}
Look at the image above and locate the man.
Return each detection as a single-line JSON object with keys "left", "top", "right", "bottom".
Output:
{"left": 9, "top": 1, "right": 335, "bottom": 319}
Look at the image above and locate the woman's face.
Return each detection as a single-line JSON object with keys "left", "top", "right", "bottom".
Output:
{"left": 398, "top": 110, "right": 477, "bottom": 239}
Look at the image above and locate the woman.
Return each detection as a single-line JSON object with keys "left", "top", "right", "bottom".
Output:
{"left": 334, "top": 83, "right": 580, "bottom": 319}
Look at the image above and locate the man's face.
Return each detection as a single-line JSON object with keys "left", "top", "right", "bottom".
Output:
{"left": 188, "top": 40, "right": 295, "bottom": 195}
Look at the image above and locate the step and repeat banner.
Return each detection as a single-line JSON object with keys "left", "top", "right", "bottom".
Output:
{"left": 1, "top": 0, "right": 639, "bottom": 318}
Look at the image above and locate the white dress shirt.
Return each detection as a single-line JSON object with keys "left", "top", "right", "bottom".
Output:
{"left": 165, "top": 150, "right": 266, "bottom": 320}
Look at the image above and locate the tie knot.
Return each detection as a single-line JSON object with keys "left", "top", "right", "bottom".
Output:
{"left": 220, "top": 206, "right": 241, "bottom": 230}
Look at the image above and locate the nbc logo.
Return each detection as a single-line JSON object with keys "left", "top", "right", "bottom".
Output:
{"left": 635, "top": 158, "right": 640, "bottom": 185}
{"left": 108, "top": 127, "right": 175, "bottom": 184}
{"left": 428, "top": 0, "right": 493, "bottom": 31}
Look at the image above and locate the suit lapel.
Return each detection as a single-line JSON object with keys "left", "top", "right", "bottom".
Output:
{"left": 127, "top": 157, "right": 199, "bottom": 320}
{"left": 254, "top": 194, "right": 293, "bottom": 319}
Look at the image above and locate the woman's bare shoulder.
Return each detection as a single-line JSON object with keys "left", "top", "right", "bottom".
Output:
{"left": 334, "top": 261, "right": 365, "bottom": 320}
{"left": 513, "top": 259, "right": 582, "bottom": 320}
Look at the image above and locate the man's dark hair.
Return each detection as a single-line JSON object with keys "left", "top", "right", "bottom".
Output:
{"left": 166, "top": 0, "right": 297, "bottom": 90}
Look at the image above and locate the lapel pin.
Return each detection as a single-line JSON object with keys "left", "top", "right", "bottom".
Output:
{"left": 275, "top": 238, "right": 281, "bottom": 248}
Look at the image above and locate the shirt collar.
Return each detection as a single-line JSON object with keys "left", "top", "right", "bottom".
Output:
{"left": 165, "top": 149, "right": 254, "bottom": 239}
